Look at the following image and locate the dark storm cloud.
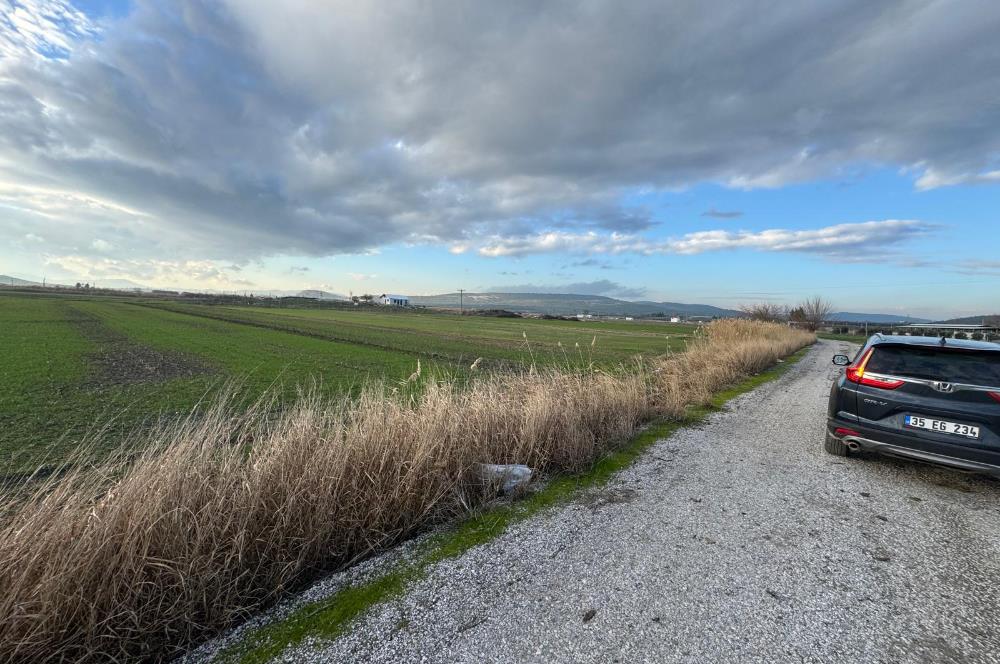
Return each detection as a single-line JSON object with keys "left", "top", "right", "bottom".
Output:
{"left": 702, "top": 208, "right": 743, "bottom": 219}
{"left": 567, "top": 258, "right": 617, "bottom": 270}
{"left": 487, "top": 279, "right": 646, "bottom": 298}
{"left": 955, "top": 260, "right": 1000, "bottom": 276}
{"left": 0, "top": 0, "right": 998, "bottom": 261}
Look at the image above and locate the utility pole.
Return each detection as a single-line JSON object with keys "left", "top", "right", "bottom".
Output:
{"left": 458, "top": 288, "right": 465, "bottom": 316}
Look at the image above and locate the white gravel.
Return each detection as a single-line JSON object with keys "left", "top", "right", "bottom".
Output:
{"left": 193, "top": 340, "right": 1000, "bottom": 663}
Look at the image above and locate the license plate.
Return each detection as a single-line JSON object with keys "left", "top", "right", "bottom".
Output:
{"left": 905, "top": 415, "right": 980, "bottom": 439}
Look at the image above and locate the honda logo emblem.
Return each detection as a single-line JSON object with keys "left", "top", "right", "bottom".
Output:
{"left": 932, "top": 382, "right": 955, "bottom": 393}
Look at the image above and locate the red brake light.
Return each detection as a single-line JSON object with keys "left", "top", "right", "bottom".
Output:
{"left": 845, "top": 348, "right": 873, "bottom": 384}
{"left": 845, "top": 348, "right": 904, "bottom": 390}
{"left": 835, "top": 427, "right": 861, "bottom": 438}
{"left": 989, "top": 392, "right": 1000, "bottom": 404}
{"left": 860, "top": 375, "right": 905, "bottom": 390}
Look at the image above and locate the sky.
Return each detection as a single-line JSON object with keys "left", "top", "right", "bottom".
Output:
{"left": 1, "top": 0, "right": 998, "bottom": 318}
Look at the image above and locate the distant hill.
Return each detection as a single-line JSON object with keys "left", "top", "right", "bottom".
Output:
{"left": 97, "top": 278, "right": 149, "bottom": 290}
{"left": 0, "top": 274, "right": 42, "bottom": 287}
{"left": 828, "top": 312, "right": 931, "bottom": 324}
{"left": 940, "top": 314, "right": 1000, "bottom": 325}
{"left": 410, "top": 292, "right": 740, "bottom": 317}
{"left": 0, "top": 274, "right": 149, "bottom": 290}
{"left": 297, "top": 289, "right": 347, "bottom": 300}
{"left": 633, "top": 300, "right": 741, "bottom": 317}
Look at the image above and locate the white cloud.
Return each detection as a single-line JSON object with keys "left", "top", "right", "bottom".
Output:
{"left": 348, "top": 272, "right": 377, "bottom": 281}
{"left": 23, "top": 232, "right": 44, "bottom": 242}
{"left": 914, "top": 167, "right": 1000, "bottom": 190}
{"left": 42, "top": 255, "right": 253, "bottom": 289}
{"left": 90, "top": 238, "right": 112, "bottom": 251}
{"left": 476, "top": 220, "right": 933, "bottom": 259}
{"left": 0, "top": 0, "right": 98, "bottom": 59}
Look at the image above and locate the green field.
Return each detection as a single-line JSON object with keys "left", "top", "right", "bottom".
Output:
{"left": 817, "top": 332, "right": 870, "bottom": 344}
{"left": 0, "top": 292, "right": 691, "bottom": 473}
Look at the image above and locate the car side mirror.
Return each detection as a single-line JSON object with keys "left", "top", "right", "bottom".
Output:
{"left": 832, "top": 354, "right": 851, "bottom": 366}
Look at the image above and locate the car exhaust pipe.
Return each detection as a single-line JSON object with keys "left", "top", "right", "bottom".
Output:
{"left": 843, "top": 437, "right": 862, "bottom": 452}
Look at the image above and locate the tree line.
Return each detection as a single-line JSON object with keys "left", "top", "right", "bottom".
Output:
{"left": 739, "top": 296, "right": 834, "bottom": 331}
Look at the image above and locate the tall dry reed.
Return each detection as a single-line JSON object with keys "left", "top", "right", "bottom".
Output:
{"left": 0, "top": 320, "right": 813, "bottom": 663}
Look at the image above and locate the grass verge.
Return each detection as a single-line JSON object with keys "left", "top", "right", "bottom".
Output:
{"left": 221, "top": 345, "right": 812, "bottom": 664}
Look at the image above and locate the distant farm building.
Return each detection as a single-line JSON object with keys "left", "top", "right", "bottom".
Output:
{"left": 380, "top": 294, "right": 410, "bottom": 306}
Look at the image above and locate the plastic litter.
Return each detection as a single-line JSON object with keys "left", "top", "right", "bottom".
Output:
{"left": 478, "top": 463, "right": 533, "bottom": 495}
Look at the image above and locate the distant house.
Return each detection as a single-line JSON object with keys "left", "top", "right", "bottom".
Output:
{"left": 380, "top": 293, "right": 410, "bottom": 306}
{"left": 669, "top": 316, "right": 681, "bottom": 323}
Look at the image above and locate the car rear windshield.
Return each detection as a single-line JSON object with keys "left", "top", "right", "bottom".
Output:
{"left": 867, "top": 345, "right": 1000, "bottom": 385}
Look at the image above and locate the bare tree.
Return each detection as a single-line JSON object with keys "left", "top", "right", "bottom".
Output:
{"left": 791, "top": 296, "right": 834, "bottom": 331}
{"left": 739, "top": 302, "right": 787, "bottom": 323}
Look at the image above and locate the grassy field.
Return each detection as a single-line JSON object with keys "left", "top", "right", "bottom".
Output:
{"left": 0, "top": 292, "right": 690, "bottom": 473}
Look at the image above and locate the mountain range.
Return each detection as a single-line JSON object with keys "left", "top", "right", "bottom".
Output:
{"left": 827, "top": 312, "right": 930, "bottom": 324}
{"left": 409, "top": 292, "right": 740, "bottom": 317}
{"left": 941, "top": 314, "right": 1000, "bottom": 326}
{"left": 0, "top": 275, "right": 42, "bottom": 287}
{"left": 0, "top": 276, "right": 986, "bottom": 323}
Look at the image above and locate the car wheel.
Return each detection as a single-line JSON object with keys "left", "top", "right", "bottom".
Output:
{"left": 824, "top": 431, "right": 850, "bottom": 456}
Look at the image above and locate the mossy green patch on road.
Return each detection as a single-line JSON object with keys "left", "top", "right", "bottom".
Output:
{"left": 225, "top": 566, "right": 422, "bottom": 664}
{"left": 219, "top": 344, "right": 813, "bottom": 664}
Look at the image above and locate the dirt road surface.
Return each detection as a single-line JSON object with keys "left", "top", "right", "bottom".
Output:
{"left": 265, "top": 340, "right": 1000, "bottom": 663}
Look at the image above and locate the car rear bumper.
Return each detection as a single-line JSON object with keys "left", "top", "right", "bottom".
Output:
{"left": 827, "top": 418, "right": 1000, "bottom": 478}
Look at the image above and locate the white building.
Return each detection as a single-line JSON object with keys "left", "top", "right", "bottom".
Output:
{"left": 380, "top": 294, "right": 410, "bottom": 306}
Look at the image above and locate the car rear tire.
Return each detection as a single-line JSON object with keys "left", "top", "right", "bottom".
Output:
{"left": 824, "top": 432, "right": 850, "bottom": 456}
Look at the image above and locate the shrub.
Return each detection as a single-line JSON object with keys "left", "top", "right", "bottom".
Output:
{"left": 738, "top": 302, "right": 787, "bottom": 323}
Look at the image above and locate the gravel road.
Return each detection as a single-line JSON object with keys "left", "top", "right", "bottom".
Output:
{"left": 282, "top": 340, "right": 1000, "bottom": 664}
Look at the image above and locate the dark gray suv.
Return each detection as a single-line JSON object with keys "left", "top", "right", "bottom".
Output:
{"left": 826, "top": 335, "right": 1000, "bottom": 476}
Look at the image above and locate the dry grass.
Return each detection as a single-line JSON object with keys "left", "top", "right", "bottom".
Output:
{"left": 0, "top": 320, "right": 813, "bottom": 663}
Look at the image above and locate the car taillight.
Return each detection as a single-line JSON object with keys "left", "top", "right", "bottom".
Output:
{"left": 990, "top": 392, "right": 1000, "bottom": 404}
{"left": 844, "top": 348, "right": 872, "bottom": 384}
{"left": 859, "top": 375, "right": 905, "bottom": 389}
{"left": 845, "top": 348, "right": 904, "bottom": 390}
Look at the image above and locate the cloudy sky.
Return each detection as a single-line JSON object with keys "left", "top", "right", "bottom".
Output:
{"left": 1, "top": 0, "right": 998, "bottom": 317}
